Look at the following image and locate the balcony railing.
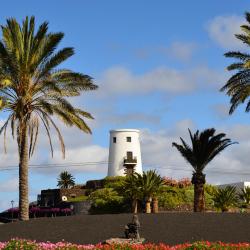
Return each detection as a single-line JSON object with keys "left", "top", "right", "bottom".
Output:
{"left": 123, "top": 156, "right": 137, "bottom": 165}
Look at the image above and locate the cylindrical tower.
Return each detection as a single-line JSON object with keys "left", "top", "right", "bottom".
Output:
{"left": 108, "top": 129, "right": 143, "bottom": 176}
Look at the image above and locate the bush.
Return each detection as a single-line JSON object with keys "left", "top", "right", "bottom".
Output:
{"left": 211, "top": 186, "right": 238, "bottom": 212}
{"left": 157, "top": 185, "right": 216, "bottom": 211}
{"left": 158, "top": 186, "right": 192, "bottom": 210}
{"left": 103, "top": 176, "right": 126, "bottom": 189}
{"left": 88, "top": 188, "right": 128, "bottom": 214}
{"left": 238, "top": 186, "right": 250, "bottom": 207}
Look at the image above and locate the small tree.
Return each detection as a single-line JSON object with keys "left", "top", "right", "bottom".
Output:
{"left": 172, "top": 128, "right": 236, "bottom": 212}
{"left": 238, "top": 186, "right": 250, "bottom": 208}
{"left": 88, "top": 188, "right": 125, "bottom": 214}
{"left": 57, "top": 171, "right": 75, "bottom": 189}
{"left": 120, "top": 174, "right": 141, "bottom": 213}
{"left": 136, "top": 170, "right": 164, "bottom": 214}
{"left": 212, "top": 186, "right": 238, "bottom": 212}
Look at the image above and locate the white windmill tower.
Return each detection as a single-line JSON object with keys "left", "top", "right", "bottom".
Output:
{"left": 107, "top": 129, "right": 143, "bottom": 176}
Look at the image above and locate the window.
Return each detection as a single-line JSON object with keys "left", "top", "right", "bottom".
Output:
{"left": 126, "top": 137, "right": 131, "bottom": 142}
{"left": 126, "top": 151, "right": 133, "bottom": 159}
{"left": 113, "top": 137, "right": 116, "bottom": 143}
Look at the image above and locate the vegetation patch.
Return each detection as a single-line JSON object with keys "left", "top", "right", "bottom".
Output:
{"left": 0, "top": 239, "right": 249, "bottom": 250}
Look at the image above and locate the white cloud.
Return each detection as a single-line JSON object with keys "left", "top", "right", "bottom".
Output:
{"left": 140, "top": 121, "right": 250, "bottom": 185}
{"left": 46, "top": 145, "right": 108, "bottom": 174}
{"left": 0, "top": 118, "right": 107, "bottom": 175}
{"left": 206, "top": 15, "right": 245, "bottom": 49}
{"left": 134, "top": 41, "right": 197, "bottom": 62}
{"left": 190, "top": 65, "right": 228, "bottom": 89}
{"left": 140, "top": 120, "right": 196, "bottom": 180}
{"left": 212, "top": 103, "right": 230, "bottom": 119}
{"left": 98, "top": 111, "right": 162, "bottom": 127}
{"left": 0, "top": 177, "right": 18, "bottom": 192}
{"left": 27, "top": 144, "right": 109, "bottom": 177}
{"left": 160, "top": 42, "right": 196, "bottom": 62}
{"left": 99, "top": 66, "right": 195, "bottom": 95}
{"left": 96, "top": 65, "right": 226, "bottom": 98}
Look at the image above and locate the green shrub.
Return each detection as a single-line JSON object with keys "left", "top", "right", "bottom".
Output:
{"left": 157, "top": 185, "right": 216, "bottom": 211}
{"left": 67, "top": 195, "right": 88, "bottom": 202}
{"left": 103, "top": 176, "right": 126, "bottom": 189}
{"left": 238, "top": 186, "right": 250, "bottom": 207}
{"left": 212, "top": 186, "right": 238, "bottom": 212}
{"left": 158, "top": 186, "right": 192, "bottom": 209}
{"left": 88, "top": 188, "right": 128, "bottom": 214}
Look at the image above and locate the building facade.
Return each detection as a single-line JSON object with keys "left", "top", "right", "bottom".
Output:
{"left": 108, "top": 129, "right": 143, "bottom": 176}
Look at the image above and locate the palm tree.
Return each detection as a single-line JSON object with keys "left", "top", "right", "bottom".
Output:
{"left": 136, "top": 170, "right": 164, "bottom": 213}
{"left": 238, "top": 186, "right": 250, "bottom": 208}
{"left": 57, "top": 171, "right": 75, "bottom": 189}
{"left": 212, "top": 186, "right": 238, "bottom": 212}
{"left": 172, "top": 128, "right": 236, "bottom": 212}
{"left": 220, "top": 12, "right": 250, "bottom": 114}
{"left": 0, "top": 17, "right": 97, "bottom": 220}
{"left": 121, "top": 174, "right": 141, "bottom": 213}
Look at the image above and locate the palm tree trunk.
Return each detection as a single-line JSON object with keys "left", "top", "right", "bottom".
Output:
{"left": 152, "top": 197, "right": 159, "bottom": 213}
{"left": 18, "top": 121, "right": 29, "bottom": 221}
{"left": 192, "top": 172, "right": 205, "bottom": 212}
{"left": 145, "top": 199, "right": 151, "bottom": 213}
{"left": 132, "top": 199, "right": 138, "bottom": 213}
{"left": 194, "top": 183, "right": 205, "bottom": 212}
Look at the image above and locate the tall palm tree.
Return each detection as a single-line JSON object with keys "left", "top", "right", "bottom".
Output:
{"left": 221, "top": 12, "right": 250, "bottom": 114}
{"left": 172, "top": 128, "right": 236, "bottom": 212}
{"left": 136, "top": 170, "right": 164, "bottom": 213}
{"left": 0, "top": 17, "right": 97, "bottom": 220}
{"left": 57, "top": 171, "right": 75, "bottom": 189}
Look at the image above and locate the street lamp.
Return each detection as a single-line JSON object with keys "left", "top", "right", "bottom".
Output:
{"left": 11, "top": 200, "right": 14, "bottom": 222}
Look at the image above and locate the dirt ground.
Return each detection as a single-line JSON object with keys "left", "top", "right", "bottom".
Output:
{"left": 0, "top": 213, "right": 249, "bottom": 245}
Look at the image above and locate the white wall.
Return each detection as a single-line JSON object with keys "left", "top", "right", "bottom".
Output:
{"left": 217, "top": 182, "right": 250, "bottom": 192}
{"left": 108, "top": 129, "right": 143, "bottom": 176}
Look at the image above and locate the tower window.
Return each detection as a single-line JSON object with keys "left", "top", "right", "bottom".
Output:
{"left": 126, "top": 137, "right": 131, "bottom": 142}
{"left": 113, "top": 137, "right": 116, "bottom": 143}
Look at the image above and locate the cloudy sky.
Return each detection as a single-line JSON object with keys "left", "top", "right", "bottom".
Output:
{"left": 1, "top": 0, "right": 250, "bottom": 211}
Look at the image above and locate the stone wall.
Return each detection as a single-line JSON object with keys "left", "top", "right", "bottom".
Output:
{"left": 40, "top": 187, "right": 86, "bottom": 206}
{"left": 71, "top": 201, "right": 92, "bottom": 214}
{"left": 60, "top": 188, "right": 86, "bottom": 199}
{"left": 86, "top": 179, "right": 105, "bottom": 189}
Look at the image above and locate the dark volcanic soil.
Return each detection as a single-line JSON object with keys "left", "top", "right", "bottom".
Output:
{"left": 0, "top": 213, "right": 249, "bottom": 245}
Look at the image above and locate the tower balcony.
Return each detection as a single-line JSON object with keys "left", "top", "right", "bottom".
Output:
{"left": 123, "top": 156, "right": 137, "bottom": 165}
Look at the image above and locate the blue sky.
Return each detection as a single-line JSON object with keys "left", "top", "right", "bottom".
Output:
{"left": 1, "top": 0, "right": 250, "bottom": 211}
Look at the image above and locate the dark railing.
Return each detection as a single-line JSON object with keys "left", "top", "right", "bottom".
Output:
{"left": 124, "top": 156, "right": 137, "bottom": 165}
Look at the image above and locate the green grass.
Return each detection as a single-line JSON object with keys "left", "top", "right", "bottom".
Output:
{"left": 67, "top": 195, "right": 88, "bottom": 202}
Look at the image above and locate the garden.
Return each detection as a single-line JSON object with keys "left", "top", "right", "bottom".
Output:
{"left": 85, "top": 175, "right": 250, "bottom": 214}
{"left": 5, "top": 207, "right": 72, "bottom": 220}
{"left": 0, "top": 239, "right": 249, "bottom": 250}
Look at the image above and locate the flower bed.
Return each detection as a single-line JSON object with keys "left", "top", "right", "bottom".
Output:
{"left": 5, "top": 207, "right": 73, "bottom": 219}
{"left": 0, "top": 239, "right": 249, "bottom": 250}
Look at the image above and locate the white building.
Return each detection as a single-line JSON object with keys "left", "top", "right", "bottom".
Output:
{"left": 217, "top": 181, "right": 250, "bottom": 192}
{"left": 107, "top": 129, "right": 143, "bottom": 176}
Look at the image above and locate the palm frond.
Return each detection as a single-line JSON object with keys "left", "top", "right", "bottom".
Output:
{"left": 172, "top": 128, "right": 236, "bottom": 173}
{"left": 224, "top": 51, "right": 250, "bottom": 61}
